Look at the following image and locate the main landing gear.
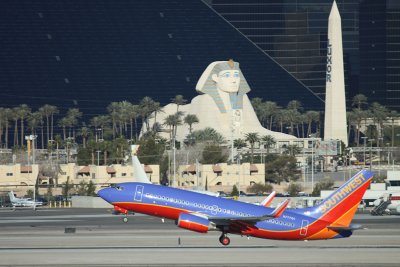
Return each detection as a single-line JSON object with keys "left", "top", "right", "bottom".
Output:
{"left": 122, "top": 216, "right": 128, "bottom": 223}
{"left": 219, "top": 233, "right": 230, "bottom": 246}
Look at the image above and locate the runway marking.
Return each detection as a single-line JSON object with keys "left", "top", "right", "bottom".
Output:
{"left": 1, "top": 245, "right": 400, "bottom": 250}
{"left": 0, "top": 219, "right": 79, "bottom": 224}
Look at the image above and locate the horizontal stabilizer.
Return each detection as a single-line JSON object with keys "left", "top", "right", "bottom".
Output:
{"left": 271, "top": 199, "right": 290, "bottom": 218}
{"left": 260, "top": 191, "right": 276, "bottom": 207}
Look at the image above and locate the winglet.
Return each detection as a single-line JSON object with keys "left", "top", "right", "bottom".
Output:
{"left": 131, "top": 145, "right": 151, "bottom": 184}
{"left": 271, "top": 199, "right": 290, "bottom": 218}
{"left": 260, "top": 191, "right": 276, "bottom": 207}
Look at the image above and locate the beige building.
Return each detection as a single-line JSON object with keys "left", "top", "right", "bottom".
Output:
{"left": 178, "top": 162, "right": 265, "bottom": 193}
{"left": 0, "top": 163, "right": 160, "bottom": 196}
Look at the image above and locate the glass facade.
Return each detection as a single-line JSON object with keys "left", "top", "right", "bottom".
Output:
{"left": 0, "top": 0, "right": 323, "bottom": 118}
{"left": 210, "top": 0, "right": 400, "bottom": 111}
{"left": 386, "top": 1, "right": 400, "bottom": 110}
{"left": 211, "top": 0, "right": 360, "bottom": 101}
{"left": 359, "top": 0, "right": 400, "bottom": 110}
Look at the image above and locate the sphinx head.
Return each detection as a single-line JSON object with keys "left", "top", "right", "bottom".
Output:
{"left": 211, "top": 60, "right": 240, "bottom": 93}
{"left": 195, "top": 60, "right": 250, "bottom": 112}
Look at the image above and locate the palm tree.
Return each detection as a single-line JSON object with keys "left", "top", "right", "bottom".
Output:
{"left": 283, "top": 144, "right": 302, "bottom": 157}
{"left": 139, "top": 97, "right": 156, "bottom": 133}
{"left": 352, "top": 94, "right": 368, "bottom": 110}
{"left": 286, "top": 100, "right": 303, "bottom": 136}
{"left": 90, "top": 115, "right": 110, "bottom": 141}
{"left": 351, "top": 109, "right": 369, "bottom": 146}
{"left": 58, "top": 117, "right": 69, "bottom": 140}
{"left": 261, "top": 135, "right": 276, "bottom": 154}
{"left": 54, "top": 134, "right": 63, "bottom": 163}
{"left": 49, "top": 106, "right": 59, "bottom": 142}
{"left": 90, "top": 116, "right": 101, "bottom": 141}
{"left": 287, "top": 100, "right": 303, "bottom": 112}
{"left": 152, "top": 101, "right": 164, "bottom": 127}
{"left": 191, "top": 127, "right": 225, "bottom": 144}
{"left": 234, "top": 138, "right": 247, "bottom": 149}
{"left": 16, "top": 104, "right": 31, "bottom": 145}
{"left": 171, "top": 95, "right": 187, "bottom": 112}
{"left": 117, "top": 101, "right": 132, "bottom": 138}
{"left": 66, "top": 108, "right": 82, "bottom": 140}
{"left": 275, "top": 109, "right": 287, "bottom": 133}
{"left": 164, "top": 112, "right": 183, "bottom": 143}
{"left": 39, "top": 104, "right": 59, "bottom": 145}
{"left": 131, "top": 105, "right": 141, "bottom": 140}
{"left": 107, "top": 102, "right": 121, "bottom": 139}
{"left": 305, "top": 111, "right": 319, "bottom": 137}
{"left": 0, "top": 108, "right": 5, "bottom": 148}
{"left": 124, "top": 103, "right": 138, "bottom": 140}
{"left": 1, "top": 108, "right": 12, "bottom": 148}
{"left": 347, "top": 111, "right": 357, "bottom": 146}
{"left": 12, "top": 107, "right": 20, "bottom": 147}
{"left": 263, "top": 101, "right": 279, "bottom": 130}
{"left": 183, "top": 114, "right": 199, "bottom": 134}
{"left": 79, "top": 127, "right": 89, "bottom": 148}
{"left": 27, "top": 111, "right": 43, "bottom": 142}
{"left": 245, "top": 132, "right": 260, "bottom": 163}
{"left": 369, "top": 102, "right": 389, "bottom": 147}
{"left": 389, "top": 110, "right": 399, "bottom": 147}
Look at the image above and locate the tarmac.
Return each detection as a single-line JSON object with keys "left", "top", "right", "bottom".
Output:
{"left": 0, "top": 208, "right": 399, "bottom": 266}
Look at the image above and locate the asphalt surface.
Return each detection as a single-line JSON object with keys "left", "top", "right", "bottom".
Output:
{"left": 0, "top": 208, "right": 399, "bottom": 266}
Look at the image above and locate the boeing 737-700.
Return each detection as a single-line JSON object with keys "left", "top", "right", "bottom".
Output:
{"left": 98, "top": 148, "right": 373, "bottom": 246}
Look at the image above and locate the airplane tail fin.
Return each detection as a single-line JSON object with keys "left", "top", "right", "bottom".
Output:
{"left": 8, "top": 191, "right": 16, "bottom": 201}
{"left": 131, "top": 145, "right": 151, "bottom": 184}
{"left": 310, "top": 170, "right": 373, "bottom": 226}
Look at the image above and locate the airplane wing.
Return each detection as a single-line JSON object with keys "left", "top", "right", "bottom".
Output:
{"left": 208, "top": 199, "right": 290, "bottom": 225}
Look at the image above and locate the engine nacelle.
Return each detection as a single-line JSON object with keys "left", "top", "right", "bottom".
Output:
{"left": 177, "top": 213, "right": 215, "bottom": 233}
{"left": 114, "top": 205, "right": 128, "bottom": 214}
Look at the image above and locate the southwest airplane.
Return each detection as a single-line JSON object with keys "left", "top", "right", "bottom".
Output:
{"left": 98, "top": 147, "right": 374, "bottom": 246}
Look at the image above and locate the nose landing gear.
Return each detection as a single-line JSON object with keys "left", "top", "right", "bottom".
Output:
{"left": 219, "top": 233, "right": 230, "bottom": 246}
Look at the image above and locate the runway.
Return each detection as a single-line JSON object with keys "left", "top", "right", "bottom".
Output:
{"left": 0, "top": 208, "right": 399, "bottom": 266}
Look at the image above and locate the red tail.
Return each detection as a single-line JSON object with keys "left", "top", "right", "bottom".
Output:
{"left": 312, "top": 170, "right": 373, "bottom": 226}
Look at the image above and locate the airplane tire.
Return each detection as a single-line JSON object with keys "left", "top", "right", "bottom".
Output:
{"left": 219, "top": 236, "right": 230, "bottom": 246}
{"left": 123, "top": 217, "right": 128, "bottom": 223}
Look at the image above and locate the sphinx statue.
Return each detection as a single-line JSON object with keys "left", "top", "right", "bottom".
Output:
{"left": 147, "top": 60, "right": 295, "bottom": 142}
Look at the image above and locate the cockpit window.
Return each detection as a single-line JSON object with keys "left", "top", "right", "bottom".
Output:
{"left": 110, "top": 184, "right": 124, "bottom": 191}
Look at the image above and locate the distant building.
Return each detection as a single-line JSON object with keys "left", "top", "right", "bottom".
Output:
{"left": 0, "top": 163, "right": 160, "bottom": 196}
{"left": 211, "top": 0, "right": 400, "bottom": 111}
{"left": 178, "top": 162, "right": 265, "bottom": 192}
{"left": 0, "top": 0, "right": 322, "bottom": 127}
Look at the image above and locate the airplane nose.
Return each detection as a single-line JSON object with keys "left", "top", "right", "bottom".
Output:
{"left": 97, "top": 188, "right": 111, "bottom": 203}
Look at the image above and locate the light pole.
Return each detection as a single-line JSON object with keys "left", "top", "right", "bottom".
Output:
{"left": 96, "top": 150, "right": 101, "bottom": 166}
{"left": 309, "top": 134, "right": 316, "bottom": 192}
{"left": 173, "top": 135, "right": 176, "bottom": 187}
{"left": 237, "top": 154, "right": 240, "bottom": 198}
{"left": 25, "top": 135, "right": 37, "bottom": 211}
{"left": 311, "top": 138, "right": 314, "bottom": 191}
{"left": 361, "top": 136, "right": 368, "bottom": 169}
{"left": 368, "top": 139, "right": 375, "bottom": 171}
{"left": 378, "top": 137, "right": 383, "bottom": 176}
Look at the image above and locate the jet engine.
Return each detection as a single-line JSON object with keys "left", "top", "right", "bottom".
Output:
{"left": 177, "top": 213, "right": 216, "bottom": 233}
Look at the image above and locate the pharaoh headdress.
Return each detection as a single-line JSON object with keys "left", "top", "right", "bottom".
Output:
{"left": 195, "top": 60, "right": 251, "bottom": 113}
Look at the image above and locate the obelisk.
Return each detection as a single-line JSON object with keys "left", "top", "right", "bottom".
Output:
{"left": 324, "top": 0, "right": 348, "bottom": 146}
